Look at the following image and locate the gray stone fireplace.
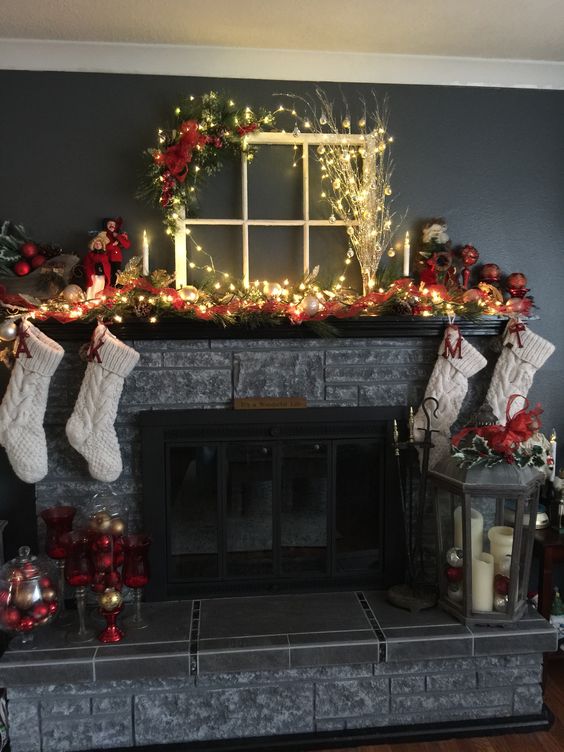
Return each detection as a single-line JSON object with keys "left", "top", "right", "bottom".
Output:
{"left": 0, "top": 322, "right": 557, "bottom": 752}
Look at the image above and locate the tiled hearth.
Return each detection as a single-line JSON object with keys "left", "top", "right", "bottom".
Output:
{"left": 1, "top": 591, "right": 556, "bottom": 751}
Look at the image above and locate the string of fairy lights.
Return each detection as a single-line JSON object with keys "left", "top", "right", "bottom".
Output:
{"left": 0, "top": 91, "right": 509, "bottom": 329}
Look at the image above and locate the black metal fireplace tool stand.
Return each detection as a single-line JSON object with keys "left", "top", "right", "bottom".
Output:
{"left": 387, "top": 396, "right": 440, "bottom": 612}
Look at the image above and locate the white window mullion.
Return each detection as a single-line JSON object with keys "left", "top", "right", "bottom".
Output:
{"left": 175, "top": 205, "right": 187, "bottom": 288}
{"left": 241, "top": 152, "right": 250, "bottom": 287}
{"left": 302, "top": 142, "right": 310, "bottom": 275}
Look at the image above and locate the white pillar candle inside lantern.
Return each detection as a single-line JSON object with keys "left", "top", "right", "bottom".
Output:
{"left": 453, "top": 506, "right": 484, "bottom": 557}
{"left": 471, "top": 552, "right": 495, "bottom": 612}
{"left": 488, "top": 526, "right": 514, "bottom": 573}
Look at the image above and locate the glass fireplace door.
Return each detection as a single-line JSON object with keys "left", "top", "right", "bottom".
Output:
{"left": 280, "top": 442, "right": 329, "bottom": 576}
{"left": 225, "top": 444, "right": 274, "bottom": 578}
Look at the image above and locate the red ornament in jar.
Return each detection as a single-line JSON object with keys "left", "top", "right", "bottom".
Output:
{"left": 480, "top": 263, "right": 501, "bottom": 285}
{"left": 505, "top": 272, "right": 529, "bottom": 299}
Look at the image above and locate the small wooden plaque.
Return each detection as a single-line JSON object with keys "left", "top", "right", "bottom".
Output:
{"left": 233, "top": 397, "right": 307, "bottom": 410}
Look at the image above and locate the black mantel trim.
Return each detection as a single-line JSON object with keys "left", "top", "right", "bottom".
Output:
{"left": 36, "top": 316, "right": 506, "bottom": 341}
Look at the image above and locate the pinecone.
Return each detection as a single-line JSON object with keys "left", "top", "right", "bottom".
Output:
{"left": 134, "top": 302, "right": 153, "bottom": 318}
{"left": 386, "top": 299, "right": 413, "bottom": 316}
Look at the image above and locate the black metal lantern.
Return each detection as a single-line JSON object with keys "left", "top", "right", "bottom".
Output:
{"left": 429, "top": 456, "right": 543, "bottom": 626}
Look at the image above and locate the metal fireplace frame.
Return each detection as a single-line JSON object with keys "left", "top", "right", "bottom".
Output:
{"left": 140, "top": 407, "right": 406, "bottom": 600}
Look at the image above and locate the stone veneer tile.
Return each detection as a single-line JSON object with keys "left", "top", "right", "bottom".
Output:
{"left": 163, "top": 351, "right": 232, "bottom": 368}
{"left": 233, "top": 351, "right": 325, "bottom": 400}
{"left": 134, "top": 684, "right": 314, "bottom": 744}
{"left": 514, "top": 684, "right": 543, "bottom": 714}
{"left": 5, "top": 699, "right": 41, "bottom": 752}
{"left": 388, "top": 705, "right": 514, "bottom": 727}
{"left": 391, "top": 688, "right": 513, "bottom": 713}
{"left": 425, "top": 672, "right": 477, "bottom": 691}
{"left": 478, "top": 667, "right": 542, "bottom": 687}
{"left": 325, "top": 365, "right": 431, "bottom": 383}
{"left": 315, "top": 678, "right": 390, "bottom": 718}
{"left": 124, "top": 369, "right": 232, "bottom": 404}
{"left": 358, "top": 384, "right": 409, "bottom": 406}
{"left": 325, "top": 349, "right": 436, "bottom": 365}
{"left": 325, "top": 385, "right": 359, "bottom": 403}
{"left": 41, "top": 697, "right": 91, "bottom": 716}
{"left": 40, "top": 716, "right": 133, "bottom": 752}
{"left": 195, "top": 663, "right": 374, "bottom": 688}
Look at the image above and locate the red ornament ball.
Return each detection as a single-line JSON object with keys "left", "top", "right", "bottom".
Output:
{"left": 19, "top": 615, "right": 35, "bottom": 632}
{"left": 20, "top": 242, "right": 39, "bottom": 259}
{"left": 446, "top": 566, "right": 463, "bottom": 583}
{"left": 32, "top": 602, "right": 49, "bottom": 621}
{"left": 480, "top": 263, "right": 501, "bottom": 283}
{"left": 13, "top": 260, "right": 31, "bottom": 277}
{"left": 39, "top": 576, "right": 52, "bottom": 589}
{"left": 47, "top": 601, "right": 58, "bottom": 615}
{"left": 22, "top": 561, "right": 39, "bottom": 579}
{"left": 494, "top": 574, "right": 510, "bottom": 596}
{"left": 506, "top": 272, "right": 527, "bottom": 290}
{"left": 2, "top": 607, "right": 21, "bottom": 630}
{"left": 505, "top": 298, "right": 527, "bottom": 314}
{"left": 96, "top": 534, "right": 112, "bottom": 552}
{"left": 30, "top": 254, "right": 46, "bottom": 269}
{"left": 106, "top": 571, "right": 122, "bottom": 590}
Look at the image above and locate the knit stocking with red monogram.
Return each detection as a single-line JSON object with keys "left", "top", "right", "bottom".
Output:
{"left": 66, "top": 323, "right": 139, "bottom": 482}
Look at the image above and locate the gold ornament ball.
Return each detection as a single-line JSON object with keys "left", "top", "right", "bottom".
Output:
{"left": 99, "top": 588, "right": 123, "bottom": 612}
{"left": 387, "top": 249, "right": 396, "bottom": 258}
{"left": 90, "top": 511, "right": 112, "bottom": 532}
{"left": 109, "top": 517, "right": 125, "bottom": 536}
{"left": 178, "top": 285, "right": 199, "bottom": 303}
{"left": 13, "top": 584, "right": 36, "bottom": 611}
{"left": 0, "top": 320, "right": 18, "bottom": 342}
{"left": 41, "top": 587, "right": 57, "bottom": 602}
{"left": 61, "top": 284, "right": 85, "bottom": 304}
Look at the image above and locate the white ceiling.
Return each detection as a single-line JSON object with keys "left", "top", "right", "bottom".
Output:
{"left": 2, "top": 0, "right": 564, "bottom": 62}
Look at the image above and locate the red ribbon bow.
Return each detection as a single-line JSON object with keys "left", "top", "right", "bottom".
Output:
{"left": 451, "top": 394, "right": 542, "bottom": 462}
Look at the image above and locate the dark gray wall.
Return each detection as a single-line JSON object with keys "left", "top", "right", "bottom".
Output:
{"left": 1, "top": 70, "right": 563, "bottom": 453}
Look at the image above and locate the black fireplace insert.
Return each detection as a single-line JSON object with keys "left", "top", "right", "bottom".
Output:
{"left": 141, "top": 407, "right": 406, "bottom": 600}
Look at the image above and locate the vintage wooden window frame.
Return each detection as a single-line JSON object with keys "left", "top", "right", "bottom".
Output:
{"left": 174, "top": 132, "right": 366, "bottom": 287}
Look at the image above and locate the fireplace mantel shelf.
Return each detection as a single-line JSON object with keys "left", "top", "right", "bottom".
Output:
{"left": 37, "top": 316, "right": 507, "bottom": 341}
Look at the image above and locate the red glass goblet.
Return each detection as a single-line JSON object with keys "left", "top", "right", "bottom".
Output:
{"left": 123, "top": 535, "right": 151, "bottom": 629}
{"left": 40, "top": 506, "right": 76, "bottom": 624}
{"left": 62, "top": 531, "right": 95, "bottom": 644}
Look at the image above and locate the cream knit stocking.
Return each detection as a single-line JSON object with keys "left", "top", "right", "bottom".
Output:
{"left": 414, "top": 325, "right": 487, "bottom": 467}
{"left": 66, "top": 324, "right": 139, "bottom": 482}
{"left": 485, "top": 319, "right": 555, "bottom": 425}
{"left": 0, "top": 321, "right": 63, "bottom": 483}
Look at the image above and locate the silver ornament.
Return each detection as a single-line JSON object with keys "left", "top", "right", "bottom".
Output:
{"left": 61, "top": 284, "right": 85, "bottom": 304}
{"left": 263, "top": 281, "right": 282, "bottom": 298}
{"left": 446, "top": 547, "right": 464, "bottom": 568}
{"left": 346, "top": 226, "right": 355, "bottom": 237}
{"left": 300, "top": 294, "right": 320, "bottom": 316}
{"left": 493, "top": 593, "right": 509, "bottom": 612}
{"left": 292, "top": 125, "right": 301, "bottom": 136}
{"left": 447, "top": 583, "right": 464, "bottom": 603}
{"left": 387, "top": 249, "right": 396, "bottom": 258}
{"left": 0, "top": 319, "right": 18, "bottom": 342}
{"left": 328, "top": 214, "right": 336, "bottom": 224}
{"left": 178, "top": 285, "right": 199, "bottom": 303}
{"left": 319, "top": 114, "right": 328, "bottom": 126}
{"left": 346, "top": 248, "right": 355, "bottom": 259}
